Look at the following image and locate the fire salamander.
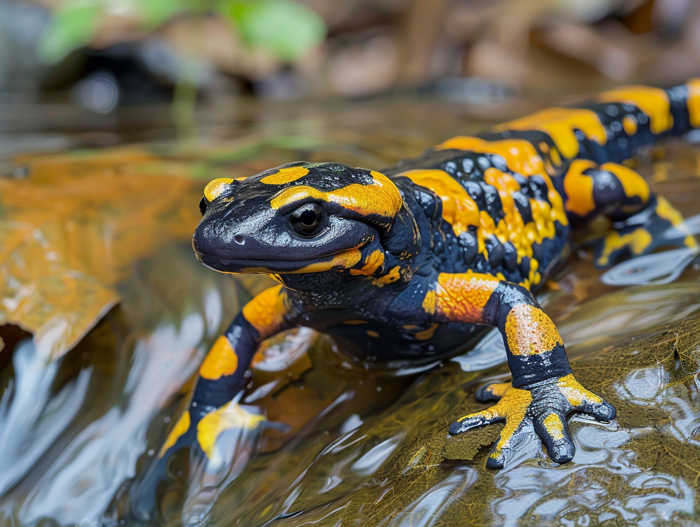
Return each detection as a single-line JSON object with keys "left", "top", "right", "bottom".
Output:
{"left": 129, "top": 81, "right": 700, "bottom": 518}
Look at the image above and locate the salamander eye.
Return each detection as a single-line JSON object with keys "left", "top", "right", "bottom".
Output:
{"left": 290, "top": 203, "right": 326, "bottom": 237}
{"left": 199, "top": 197, "right": 209, "bottom": 216}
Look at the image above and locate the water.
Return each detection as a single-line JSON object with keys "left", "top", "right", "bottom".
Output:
{"left": 1, "top": 95, "right": 700, "bottom": 527}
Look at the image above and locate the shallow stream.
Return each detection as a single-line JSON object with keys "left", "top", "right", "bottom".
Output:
{"left": 1, "top": 95, "right": 700, "bottom": 526}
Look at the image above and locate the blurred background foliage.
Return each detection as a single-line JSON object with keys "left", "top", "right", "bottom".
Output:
{"left": 1, "top": 0, "right": 700, "bottom": 115}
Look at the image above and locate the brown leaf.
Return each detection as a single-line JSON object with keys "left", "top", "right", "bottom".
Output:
{"left": 0, "top": 146, "right": 203, "bottom": 359}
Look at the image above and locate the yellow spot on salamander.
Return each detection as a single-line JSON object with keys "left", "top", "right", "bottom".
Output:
{"left": 563, "top": 160, "right": 597, "bottom": 217}
{"left": 557, "top": 374, "right": 602, "bottom": 406}
{"left": 433, "top": 136, "right": 568, "bottom": 229}
{"left": 504, "top": 304, "right": 563, "bottom": 356}
{"left": 270, "top": 171, "right": 402, "bottom": 222}
{"left": 242, "top": 285, "right": 288, "bottom": 337}
{"left": 622, "top": 115, "right": 637, "bottom": 135}
{"left": 367, "top": 330, "right": 380, "bottom": 338}
{"left": 687, "top": 79, "right": 700, "bottom": 128}
{"left": 414, "top": 323, "right": 439, "bottom": 340}
{"left": 655, "top": 195, "right": 685, "bottom": 226}
{"left": 483, "top": 168, "right": 527, "bottom": 256}
{"left": 600, "top": 163, "right": 649, "bottom": 202}
{"left": 400, "top": 169, "right": 480, "bottom": 236}
{"left": 204, "top": 178, "right": 234, "bottom": 202}
{"left": 422, "top": 290, "right": 436, "bottom": 315}
{"left": 196, "top": 402, "right": 265, "bottom": 459}
{"left": 484, "top": 382, "right": 511, "bottom": 399}
{"left": 598, "top": 86, "right": 673, "bottom": 134}
{"left": 494, "top": 108, "right": 607, "bottom": 159}
{"left": 374, "top": 266, "right": 401, "bottom": 285}
{"left": 293, "top": 249, "right": 363, "bottom": 274}
{"left": 479, "top": 211, "right": 497, "bottom": 254}
{"left": 159, "top": 411, "right": 190, "bottom": 457}
{"left": 260, "top": 166, "right": 309, "bottom": 185}
{"left": 528, "top": 258, "right": 541, "bottom": 287}
{"left": 200, "top": 335, "right": 238, "bottom": 380}
{"left": 431, "top": 272, "right": 499, "bottom": 323}
{"left": 436, "top": 137, "right": 548, "bottom": 176}
{"left": 549, "top": 147, "right": 562, "bottom": 166}
{"left": 597, "top": 228, "right": 653, "bottom": 266}
{"left": 655, "top": 196, "right": 698, "bottom": 249}
{"left": 543, "top": 414, "right": 565, "bottom": 441}
{"left": 349, "top": 249, "right": 385, "bottom": 276}
{"left": 490, "top": 388, "right": 532, "bottom": 455}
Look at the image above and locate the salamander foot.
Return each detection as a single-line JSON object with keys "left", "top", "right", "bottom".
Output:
{"left": 450, "top": 374, "right": 615, "bottom": 468}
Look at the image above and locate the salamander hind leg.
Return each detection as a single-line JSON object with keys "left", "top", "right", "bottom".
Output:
{"left": 561, "top": 160, "right": 697, "bottom": 267}
{"left": 594, "top": 195, "right": 698, "bottom": 268}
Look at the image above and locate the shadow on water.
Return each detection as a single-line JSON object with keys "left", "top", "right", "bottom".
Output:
{"left": 1, "top": 97, "right": 700, "bottom": 526}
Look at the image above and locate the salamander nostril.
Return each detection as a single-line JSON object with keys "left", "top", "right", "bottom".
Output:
{"left": 234, "top": 235, "right": 245, "bottom": 245}
{"left": 199, "top": 197, "right": 208, "bottom": 216}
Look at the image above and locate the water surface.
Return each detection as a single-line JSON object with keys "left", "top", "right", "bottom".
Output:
{"left": 1, "top": 96, "right": 700, "bottom": 527}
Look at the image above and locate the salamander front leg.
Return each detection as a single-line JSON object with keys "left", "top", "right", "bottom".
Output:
{"left": 125, "top": 286, "right": 293, "bottom": 522}
{"left": 424, "top": 273, "right": 615, "bottom": 468}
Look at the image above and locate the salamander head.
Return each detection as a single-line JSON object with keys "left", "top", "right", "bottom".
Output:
{"left": 193, "top": 162, "right": 405, "bottom": 276}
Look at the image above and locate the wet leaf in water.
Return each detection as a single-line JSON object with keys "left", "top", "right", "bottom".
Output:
{"left": 0, "top": 146, "right": 203, "bottom": 360}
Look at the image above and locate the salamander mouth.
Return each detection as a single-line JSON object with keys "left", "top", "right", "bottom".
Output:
{"left": 193, "top": 249, "right": 360, "bottom": 274}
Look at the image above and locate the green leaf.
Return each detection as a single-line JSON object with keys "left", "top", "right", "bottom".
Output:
{"left": 139, "top": 0, "right": 191, "bottom": 28}
{"left": 220, "top": 0, "right": 325, "bottom": 61}
{"left": 37, "top": 1, "right": 101, "bottom": 64}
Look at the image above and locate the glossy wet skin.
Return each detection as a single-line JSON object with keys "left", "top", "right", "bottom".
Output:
{"left": 194, "top": 162, "right": 402, "bottom": 276}
{"left": 191, "top": 156, "right": 569, "bottom": 363}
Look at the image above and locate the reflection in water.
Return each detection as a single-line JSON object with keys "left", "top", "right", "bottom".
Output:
{"left": 1, "top": 103, "right": 700, "bottom": 526}
{"left": 621, "top": 366, "right": 668, "bottom": 402}
{"left": 451, "top": 327, "right": 507, "bottom": 373}
{"left": 19, "top": 317, "right": 205, "bottom": 525}
{"left": 350, "top": 434, "right": 404, "bottom": 476}
{"left": 184, "top": 408, "right": 264, "bottom": 526}
{"left": 0, "top": 341, "right": 91, "bottom": 495}
{"left": 601, "top": 246, "right": 700, "bottom": 286}
{"left": 557, "top": 282, "right": 700, "bottom": 350}
{"left": 390, "top": 470, "right": 479, "bottom": 527}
